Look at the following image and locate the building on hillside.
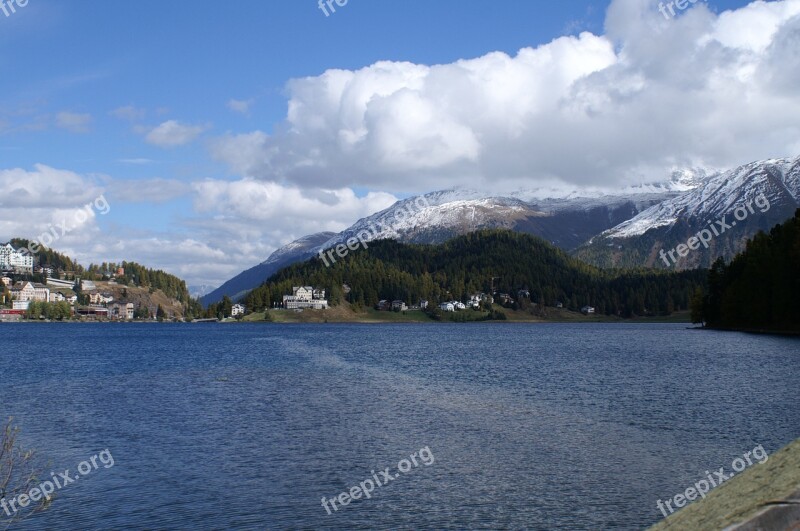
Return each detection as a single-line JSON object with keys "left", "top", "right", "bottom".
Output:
{"left": 581, "top": 305, "right": 595, "bottom": 314}
{"left": 439, "top": 302, "right": 455, "bottom": 312}
{"left": 76, "top": 306, "right": 109, "bottom": 319}
{"left": 1, "top": 276, "right": 11, "bottom": 287}
{"left": 81, "top": 280, "right": 96, "bottom": 291}
{"left": 282, "top": 286, "right": 328, "bottom": 310}
{"left": 36, "top": 265, "right": 54, "bottom": 277}
{"left": 0, "top": 243, "right": 34, "bottom": 273}
{"left": 231, "top": 304, "right": 246, "bottom": 317}
{"left": 50, "top": 291, "right": 65, "bottom": 303}
{"left": 496, "top": 293, "right": 514, "bottom": 305}
{"left": 391, "top": 300, "right": 408, "bottom": 311}
{"left": 47, "top": 277, "right": 75, "bottom": 289}
{"left": 375, "top": 300, "right": 391, "bottom": 311}
{"left": 88, "top": 292, "right": 114, "bottom": 305}
{"left": 109, "top": 302, "right": 135, "bottom": 320}
{"left": 10, "top": 282, "right": 50, "bottom": 303}
{"left": 12, "top": 300, "right": 29, "bottom": 310}
{"left": 419, "top": 300, "right": 429, "bottom": 310}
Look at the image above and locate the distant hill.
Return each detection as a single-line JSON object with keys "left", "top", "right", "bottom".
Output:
{"left": 242, "top": 230, "right": 706, "bottom": 318}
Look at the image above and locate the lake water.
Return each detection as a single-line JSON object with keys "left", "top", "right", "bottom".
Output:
{"left": 0, "top": 323, "right": 798, "bottom": 530}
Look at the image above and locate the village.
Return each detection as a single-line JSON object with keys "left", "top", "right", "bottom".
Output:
{"left": 268, "top": 284, "right": 597, "bottom": 319}
{"left": 0, "top": 243, "right": 181, "bottom": 322}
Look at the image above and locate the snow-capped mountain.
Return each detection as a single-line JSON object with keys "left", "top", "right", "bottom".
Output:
{"left": 313, "top": 188, "right": 685, "bottom": 255}
{"left": 201, "top": 156, "right": 799, "bottom": 305}
{"left": 576, "top": 157, "right": 800, "bottom": 269}
{"left": 200, "top": 232, "right": 336, "bottom": 305}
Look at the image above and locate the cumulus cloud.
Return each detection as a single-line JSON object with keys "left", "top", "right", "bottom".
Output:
{"left": 144, "top": 120, "right": 209, "bottom": 147}
{"left": 56, "top": 111, "right": 92, "bottom": 133}
{"left": 0, "top": 165, "right": 109, "bottom": 253}
{"left": 192, "top": 178, "right": 397, "bottom": 233}
{"left": 0, "top": 164, "right": 103, "bottom": 208}
{"left": 209, "top": 0, "right": 800, "bottom": 192}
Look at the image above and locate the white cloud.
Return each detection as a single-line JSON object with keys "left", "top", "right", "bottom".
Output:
{"left": 227, "top": 98, "right": 254, "bottom": 114}
{"left": 192, "top": 178, "right": 397, "bottom": 233}
{"left": 56, "top": 111, "right": 92, "bottom": 133}
{"left": 0, "top": 164, "right": 103, "bottom": 208}
{"left": 0, "top": 165, "right": 107, "bottom": 251}
{"left": 144, "top": 120, "right": 209, "bottom": 147}
{"left": 209, "top": 0, "right": 800, "bottom": 191}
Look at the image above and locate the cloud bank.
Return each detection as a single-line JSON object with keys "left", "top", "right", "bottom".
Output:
{"left": 212, "top": 0, "right": 800, "bottom": 191}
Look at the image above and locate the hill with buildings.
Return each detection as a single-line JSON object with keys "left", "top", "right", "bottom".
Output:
{"left": 0, "top": 239, "right": 201, "bottom": 321}
{"left": 240, "top": 230, "right": 707, "bottom": 319}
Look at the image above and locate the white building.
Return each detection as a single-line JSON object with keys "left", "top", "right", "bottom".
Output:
{"left": 283, "top": 286, "right": 328, "bottom": 310}
{"left": 12, "top": 300, "right": 29, "bottom": 310}
{"left": 581, "top": 306, "right": 596, "bottom": 314}
{"left": 391, "top": 300, "right": 408, "bottom": 311}
{"left": 439, "top": 302, "right": 455, "bottom": 312}
{"left": 88, "top": 292, "right": 114, "bottom": 305}
{"left": 10, "top": 282, "right": 50, "bottom": 303}
{"left": 0, "top": 244, "right": 34, "bottom": 273}
{"left": 49, "top": 289, "right": 78, "bottom": 304}
{"left": 231, "top": 304, "right": 246, "bottom": 317}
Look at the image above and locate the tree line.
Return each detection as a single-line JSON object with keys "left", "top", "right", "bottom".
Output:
{"left": 242, "top": 230, "right": 706, "bottom": 317}
{"left": 692, "top": 208, "right": 800, "bottom": 332}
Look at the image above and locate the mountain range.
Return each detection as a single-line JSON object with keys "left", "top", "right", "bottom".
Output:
{"left": 201, "top": 155, "right": 800, "bottom": 306}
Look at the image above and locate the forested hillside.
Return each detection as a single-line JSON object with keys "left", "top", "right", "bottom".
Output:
{"left": 693, "top": 209, "right": 800, "bottom": 332}
{"left": 243, "top": 230, "right": 706, "bottom": 317}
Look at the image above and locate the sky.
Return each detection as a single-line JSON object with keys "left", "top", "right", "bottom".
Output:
{"left": 1, "top": 0, "right": 799, "bottom": 288}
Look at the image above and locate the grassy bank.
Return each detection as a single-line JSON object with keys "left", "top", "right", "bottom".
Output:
{"left": 239, "top": 303, "right": 692, "bottom": 324}
{"left": 648, "top": 438, "right": 800, "bottom": 531}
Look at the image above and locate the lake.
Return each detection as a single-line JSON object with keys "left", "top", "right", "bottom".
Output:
{"left": 1, "top": 323, "right": 798, "bottom": 530}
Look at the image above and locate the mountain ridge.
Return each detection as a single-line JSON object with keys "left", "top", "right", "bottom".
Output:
{"left": 201, "top": 156, "right": 798, "bottom": 306}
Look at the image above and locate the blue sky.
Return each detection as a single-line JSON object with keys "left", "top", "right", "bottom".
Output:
{"left": 1, "top": 0, "right": 797, "bottom": 287}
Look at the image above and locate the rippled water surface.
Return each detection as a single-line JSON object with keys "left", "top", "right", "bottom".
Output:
{"left": 1, "top": 323, "right": 798, "bottom": 530}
